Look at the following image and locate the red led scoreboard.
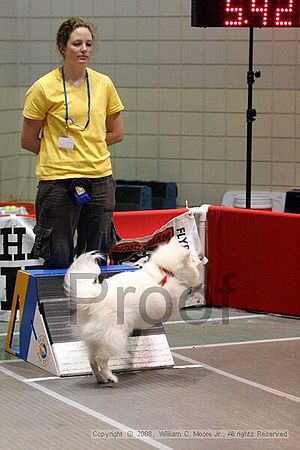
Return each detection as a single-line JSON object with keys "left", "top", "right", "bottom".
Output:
{"left": 192, "top": 0, "right": 297, "bottom": 27}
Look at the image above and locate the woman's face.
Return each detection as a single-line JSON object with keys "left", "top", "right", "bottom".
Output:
{"left": 61, "top": 27, "right": 93, "bottom": 66}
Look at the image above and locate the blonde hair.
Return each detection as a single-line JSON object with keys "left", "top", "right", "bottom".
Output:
{"left": 56, "top": 17, "right": 95, "bottom": 55}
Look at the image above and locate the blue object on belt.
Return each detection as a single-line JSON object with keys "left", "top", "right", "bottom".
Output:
{"left": 68, "top": 178, "right": 92, "bottom": 205}
{"left": 73, "top": 185, "right": 91, "bottom": 205}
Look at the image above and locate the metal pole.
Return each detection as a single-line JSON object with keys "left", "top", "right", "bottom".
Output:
{"left": 246, "top": 27, "right": 260, "bottom": 209}
{"left": 246, "top": 27, "right": 254, "bottom": 209}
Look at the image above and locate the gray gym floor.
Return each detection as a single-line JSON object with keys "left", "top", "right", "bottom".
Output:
{"left": 1, "top": 307, "right": 299, "bottom": 450}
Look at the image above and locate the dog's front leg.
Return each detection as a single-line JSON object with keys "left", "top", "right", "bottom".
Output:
{"left": 88, "top": 345, "right": 118, "bottom": 383}
{"left": 98, "top": 358, "right": 119, "bottom": 384}
{"left": 90, "top": 360, "right": 103, "bottom": 383}
{"left": 87, "top": 344, "right": 105, "bottom": 383}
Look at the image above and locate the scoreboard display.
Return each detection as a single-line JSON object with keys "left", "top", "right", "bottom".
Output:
{"left": 192, "top": 0, "right": 299, "bottom": 27}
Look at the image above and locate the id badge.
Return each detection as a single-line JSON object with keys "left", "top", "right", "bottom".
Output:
{"left": 58, "top": 136, "right": 75, "bottom": 149}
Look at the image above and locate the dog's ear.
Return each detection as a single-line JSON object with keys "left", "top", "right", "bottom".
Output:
{"left": 169, "top": 237, "right": 191, "bottom": 256}
{"left": 169, "top": 236, "right": 179, "bottom": 245}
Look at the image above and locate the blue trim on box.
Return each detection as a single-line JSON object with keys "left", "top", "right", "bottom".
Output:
{"left": 102, "top": 265, "right": 138, "bottom": 272}
{"left": 27, "top": 265, "right": 137, "bottom": 278}
{"left": 19, "top": 276, "right": 38, "bottom": 360}
{"left": 27, "top": 269, "right": 67, "bottom": 277}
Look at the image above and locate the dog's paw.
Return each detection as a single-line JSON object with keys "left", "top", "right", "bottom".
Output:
{"left": 108, "top": 373, "right": 119, "bottom": 384}
{"left": 95, "top": 373, "right": 119, "bottom": 384}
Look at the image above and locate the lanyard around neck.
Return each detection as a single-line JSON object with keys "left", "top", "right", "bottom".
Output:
{"left": 61, "top": 67, "right": 91, "bottom": 131}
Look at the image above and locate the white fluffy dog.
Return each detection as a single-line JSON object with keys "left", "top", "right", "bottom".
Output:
{"left": 64, "top": 237, "right": 202, "bottom": 384}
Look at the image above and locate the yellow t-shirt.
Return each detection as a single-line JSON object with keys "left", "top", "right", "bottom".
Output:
{"left": 23, "top": 67, "right": 124, "bottom": 180}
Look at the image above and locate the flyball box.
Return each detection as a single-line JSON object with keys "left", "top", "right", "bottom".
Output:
{"left": 5, "top": 265, "right": 174, "bottom": 376}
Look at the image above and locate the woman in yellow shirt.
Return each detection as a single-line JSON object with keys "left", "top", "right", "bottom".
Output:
{"left": 21, "top": 17, "right": 124, "bottom": 268}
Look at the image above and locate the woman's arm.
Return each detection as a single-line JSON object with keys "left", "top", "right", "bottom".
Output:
{"left": 105, "top": 111, "right": 124, "bottom": 146}
{"left": 21, "top": 117, "right": 44, "bottom": 155}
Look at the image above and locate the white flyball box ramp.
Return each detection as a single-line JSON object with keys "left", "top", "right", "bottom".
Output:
{"left": 5, "top": 266, "right": 174, "bottom": 377}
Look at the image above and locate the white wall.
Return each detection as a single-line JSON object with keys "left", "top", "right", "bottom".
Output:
{"left": 1, "top": 0, "right": 300, "bottom": 207}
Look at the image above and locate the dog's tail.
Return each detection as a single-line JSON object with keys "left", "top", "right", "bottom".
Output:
{"left": 64, "top": 251, "right": 104, "bottom": 301}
